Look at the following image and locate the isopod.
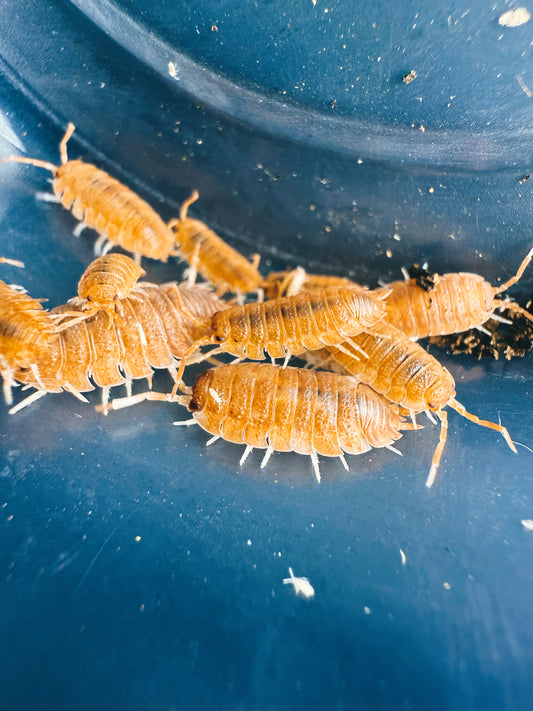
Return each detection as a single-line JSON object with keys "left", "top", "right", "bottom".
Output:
{"left": 374, "top": 247, "right": 533, "bottom": 340}
{"left": 0, "top": 277, "right": 57, "bottom": 405}
{"left": 103, "top": 362, "right": 418, "bottom": 482}
{"left": 262, "top": 266, "right": 358, "bottom": 300}
{"left": 55, "top": 254, "right": 147, "bottom": 329}
{"left": 324, "top": 319, "right": 517, "bottom": 487}
{"left": 168, "top": 190, "right": 262, "bottom": 295}
{"left": 202, "top": 286, "right": 386, "bottom": 365}
{"left": 1, "top": 123, "right": 177, "bottom": 262}
{"left": 9, "top": 281, "right": 227, "bottom": 413}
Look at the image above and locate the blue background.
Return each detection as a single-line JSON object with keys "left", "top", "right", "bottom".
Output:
{"left": 0, "top": 1, "right": 532, "bottom": 709}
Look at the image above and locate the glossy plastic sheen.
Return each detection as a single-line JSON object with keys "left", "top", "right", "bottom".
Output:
{"left": 0, "top": 2, "right": 532, "bottom": 711}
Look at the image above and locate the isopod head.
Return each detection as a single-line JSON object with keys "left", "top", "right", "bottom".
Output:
{"left": 77, "top": 254, "right": 146, "bottom": 310}
{"left": 424, "top": 368, "right": 456, "bottom": 411}
{"left": 188, "top": 369, "right": 212, "bottom": 411}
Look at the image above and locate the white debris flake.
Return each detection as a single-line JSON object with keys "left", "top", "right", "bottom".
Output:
{"left": 168, "top": 61, "right": 178, "bottom": 78}
{"left": 498, "top": 7, "right": 531, "bottom": 27}
{"left": 400, "top": 548, "right": 407, "bottom": 566}
{"left": 363, "top": 606, "right": 372, "bottom": 615}
{"left": 283, "top": 567, "right": 315, "bottom": 599}
{"left": 521, "top": 519, "right": 533, "bottom": 531}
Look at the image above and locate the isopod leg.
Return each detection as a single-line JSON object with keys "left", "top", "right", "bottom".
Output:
{"left": 339, "top": 453, "right": 349, "bottom": 471}
{"left": 310, "top": 450, "right": 321, "bottom": 483}
{"left": 448, "top": 398, "right": 517, "bottom": 453}
{"left": 36, "top": 191, "right": 60, "bottom": 203}
{"left": 425, "top": 409, "right": 448, "bottom": 488}
{"left": 260, "top": 446, "right": 274, "bottom": 469}
{"left": 9, "top": 389, "right": 47, "bottom": 415}
{"left": 240, "top": 445, "right": 254, "bottom": 465}
{"left": 206, "top": 434, "right": 221, "bottom": 446}
{"left": 73, "top": 221, "right": 88, "bottom": 237}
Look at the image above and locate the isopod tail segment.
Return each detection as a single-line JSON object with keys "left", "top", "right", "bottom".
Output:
{"left": 425, "top": 399, "right": 518, "bottom": 489}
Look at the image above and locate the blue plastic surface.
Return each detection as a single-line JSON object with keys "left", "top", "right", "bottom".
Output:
{"left": 0, "top": 2, "right": 532, "bottom": 710}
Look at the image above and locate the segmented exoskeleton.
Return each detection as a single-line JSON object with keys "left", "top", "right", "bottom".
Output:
{"left": 103, "top": 362, "right": 419, "bottom": 482}
{"left": 169, "top": 190, "right": 262, "bottom": 296}
{"left": 9, "top": 282, "right": 227, "bottom": 413}
{"left": 1, "top": 123, "right": 177, "bottom": 262}
{"left": 323, "top": 320, "right": 517, "bottom": 487}
{"left": 374, "top": 247, "right": 533, "bottom": 340}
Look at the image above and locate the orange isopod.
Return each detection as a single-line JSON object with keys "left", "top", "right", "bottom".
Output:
{"left": 262, "top": 267, "right": 359, "bottom": 300}
{"left": 168, "top": 190, "right": 262, "bottom": 295}
{"left": 0, "top": 277, "right": 57, "bottom": 405}
{"left": 324, "top": 319, "right": 517, "bottom": 487}
{"left": 104, "top": 362, "right": 418, "bottom": 482}
{"left": 206, "top": 286, "right": 386, "bottom": 362}
{"left": 374, "top": 247, "right": 533, "bottom": 339}
{"left": 9, "top": 281, "right": 227, "bottom": 413}
{"left": 1, "top": 123, "right": 177, "bottom": 262}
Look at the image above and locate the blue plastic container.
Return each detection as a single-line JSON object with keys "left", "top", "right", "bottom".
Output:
{"left": 1, "top": 2, "right": 532, "bottom": 710}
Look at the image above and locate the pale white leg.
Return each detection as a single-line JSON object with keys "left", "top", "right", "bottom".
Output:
{"left": 9, "top": 389, "right": 47, "bottom": 414}
{"left": 62, "top": 383, "right": 90, "bottom": 403}
{"left": 282, "top": 352, "right": 291, "bottom": 368}
{"left": 339, "top": 453, "right": 349, "bottom": 471}
{"left": 240, "top": 445, "right": 254, "bottom": 466}
{"left": 260, "top": 447, "right": 274, "bottom": 469}
{"left": 206, "top": 434, "right": 220, "bottom": 446}
{"left": 173, "top": 418, "right": 198, "bottom": 427}
{"left": 94, "top": 234, "right": 107, "bottom": 256}
{"left": 410, "top": 410, "right": 417, "bottom": 428}
{"left": 101, "top": 239, "right": 114, "bottom": 256}
{"left": 425, "top": 410, "right": 437, "bottom": 425}
{"left": 36, "top": 191, "right": 59, "bottom": 203}
{"left": 310, "top": 450, "right": 321, "bottom": 483}
{"left": 73, "top": 221, "right": 87, "bottom": 237}
{"left": 101, "top": 386, "right": 110, "bottom": 415}
{"left": 125, "top": 379, "right": 132, "bottom": 398}
{"left": 475, "top": 324, "right": 491, "bottom": 337}
{"left": 386, "top": 444, "right": 403, "bottom": 456}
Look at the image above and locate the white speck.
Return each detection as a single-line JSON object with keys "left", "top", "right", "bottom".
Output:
{"left": 357, "top": 158, "right": 363, "bottom": 164}
{"left": 209, "top": 387, "right": 223, "bottom": 405}
{"left": 521, "top": 519, "right": 533, "bottom": 531}
{"left": 429, "top": 187, "right": 435, "bottom": 193}
{"left": 247, "top": 539, "right": 253, "bottom": 546}
{"left": 443, "top": 582, "right": 451, "bottom": 590}
{"left": 283, "top": 567, "right": 315, "bottom": 598}
{"left": 168, "top": 61, "right": 178, "bottom": 78}
{"left": 498, "top": 7, "right": 530, "bottom": 27}
{"left": 400, "top": 548, "right": 407, "bottom": 566}
{"left": 139, "top": 604, "right": 145, "bottom": 612}
{"left": 135, "top": 535, "right": 141, "bottom": 542}
{"left": 7, "top": 514, "right": 13, "bottom": 522}
{"left": 393, "top": 233, "right": 401, "bottom": 241}
{"left": 363, "top": 606, "right": 372, "bottom": 615}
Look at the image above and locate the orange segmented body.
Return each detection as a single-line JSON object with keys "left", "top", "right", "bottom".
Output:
{"left": 106, "top": 362, "right": 416, "bottom": 482}
{"left": 186, "top": 363, "right": 413, "bottom": 481}
{"left": 76, "top": 253, "right": 146, "bottom": 318}
{"left": 262, "top": 267, "right": 359, "bottom": 299}
{"left": 326, "top": 320, "right": 456, "bottom": 412}
{"left": 10, "top": 282, "right": 226, "bottom": 413}
{"left": 209, "top": 286, "right": 385, "bottom": 360}
{"left": 169, "top": 191, "right": 262, "bottom": 295}
{"left": 375, "top": 248, "right": 533, "bottom": 339}
{"left": 1, "top": 123, "right": 176, "bottom": 261}
{"left": 0, "top": 279, "right": 57, "bottom": 404}
{"left": 325, "top": 319, "right": 516, "bottom": 487}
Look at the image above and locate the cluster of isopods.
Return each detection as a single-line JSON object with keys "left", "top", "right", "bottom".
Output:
{"left": 1, "top": 123, "right": 532, "bottom": 487}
